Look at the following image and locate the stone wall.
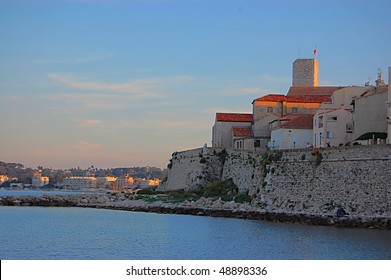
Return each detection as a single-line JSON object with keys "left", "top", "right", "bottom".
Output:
{"left": 160, "top": 145, "right": 391, "bottom": 219}
{"left": 257, "top": 145, "right": 391, "bottom": 218}
{"left": 159, "top": 147, "right": 265, "bottom": 192}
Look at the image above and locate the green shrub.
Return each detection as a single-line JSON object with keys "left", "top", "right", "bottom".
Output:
{"left": 234, "top": 192, "right": 252, "bottom": 203}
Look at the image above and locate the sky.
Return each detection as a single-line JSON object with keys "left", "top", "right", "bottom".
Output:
{"left": 1, "top": 0, "right": 390, "bottom": 170}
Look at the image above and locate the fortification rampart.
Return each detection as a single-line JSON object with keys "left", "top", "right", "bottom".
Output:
{"left": 160, "top": 145, "right": 391, "bottom": 219}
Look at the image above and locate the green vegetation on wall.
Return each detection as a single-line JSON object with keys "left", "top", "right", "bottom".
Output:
{"left": 136, "top": 179, "right": 251, "bottom": 204}
{"left": 356, "top": 132, "right": 387, "bottom": 141}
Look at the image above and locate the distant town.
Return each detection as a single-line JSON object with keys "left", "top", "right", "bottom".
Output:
{"left": 0, "top": 162, "right": 167, "bottom": 192}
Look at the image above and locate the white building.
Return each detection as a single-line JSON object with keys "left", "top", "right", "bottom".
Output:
{"left": 313, "top": 86, "right": 374, "bottom": 147}
{"left": 31, "top": 174, "right": 49, "bottom": 187}
{"left": 313, "top": 109, "right": 353, "bottom": 147}
{"left": 269, "top": 114, "right": 313, "bottom": 149}
{"left": 62, "top": 177, "right": 97, "bottom": 189}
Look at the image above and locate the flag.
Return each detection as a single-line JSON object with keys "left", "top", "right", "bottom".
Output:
{"left": 313, "top": 48, "right": 317, "bottom": 55}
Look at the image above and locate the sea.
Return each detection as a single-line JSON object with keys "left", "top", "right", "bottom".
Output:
{"left": 0, "top": 190, "right": 390, "bottom": 260}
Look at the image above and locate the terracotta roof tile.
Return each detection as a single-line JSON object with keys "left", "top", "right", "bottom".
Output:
{"left": 287, "top": 86, "right": 344, "bottom": 96}
{"left": 276, "top": 114, "right": 314, "bottom": 130}
{"left": 286, "top": 95, "right": 331, "bottom": 103}
{"left": 252, "top": 94, "right": 286, "bottom": 102}
{"left": 232, "top": 127, "right": 252, "bottom": 137}
{"left": 253, "top": 94, "right": 331, "bottom": 103}
{"left": 216, "top": 113, "right": 253, "bottom": 123}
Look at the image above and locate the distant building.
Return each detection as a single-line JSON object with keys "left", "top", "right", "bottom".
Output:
{"left": 31, "top": 173, "right": 49, "bottom": 187}
{"left": 148, "top": 178, "right": 161, "bottom": 186}
{"left": 117, "top": 176, "right": 134, "bottom": 188}
{"left": 0, "top": 175, "right": 10, "bottom": 184}
{"left": 96, "top": 176, "right": 117, "bottom": 188}
{"left": 62, "top": 177, "right": 97, "bottom": 189}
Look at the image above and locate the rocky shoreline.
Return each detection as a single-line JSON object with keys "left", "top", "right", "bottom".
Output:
{"left": 1, "top": 193, "right": 390, "bottom": 229}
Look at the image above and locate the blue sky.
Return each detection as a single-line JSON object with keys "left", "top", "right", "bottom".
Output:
{"left": 1, "top": 0, "right": 390, "bottom": 169}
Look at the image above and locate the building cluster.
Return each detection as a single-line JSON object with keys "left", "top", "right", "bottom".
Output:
{"left": 212, "top": 59, "right": 390, "bottom": 151}
{"left": 58, "top": 175, "right": 160, "bottom": 191}
{"left": 0, "top": 172, "right": 160, "bottom": 191}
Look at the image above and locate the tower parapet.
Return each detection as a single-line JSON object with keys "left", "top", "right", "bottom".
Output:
{"left": 292, "top": 58, "right": 318, "bottom": 87}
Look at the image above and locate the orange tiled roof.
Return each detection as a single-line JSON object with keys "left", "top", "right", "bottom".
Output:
{"left": 286, "top": 95, "right": 332, "bottom": 103}
{"left": 287, "top": 86, "right": 344, "bottom": 96}
{"left": 252, "top": 94, "right": 285, "bottom": 102}
{"left": 232, "top": 127, "right": 252, "bottom": 137}
{"left": 215, "top": 113, "right": 253, "bottom": 123}
{"left": 253, "top": 94, "right": 331, "bottom": 103}
{"left": 277, "top": 114, "right": 314, "bottom": 130}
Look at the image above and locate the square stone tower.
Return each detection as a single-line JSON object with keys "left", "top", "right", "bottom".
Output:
{"left": 292, "top": 58, "right": 318, "bottom": 86}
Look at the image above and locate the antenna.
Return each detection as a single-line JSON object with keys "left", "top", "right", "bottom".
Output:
{"left": 377, "top": 68, "right": 382, "bottom": 80}
{"left": 375, "top": 68, "right": 384, "bottom": 86}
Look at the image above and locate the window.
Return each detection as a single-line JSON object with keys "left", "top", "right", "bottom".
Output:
{"left": 326, "top": 131, "right": 333, "bottom": 139}
{"left": 267, "top": 107, "right": 273, "bottom": 113}
{"left": 292, "top": 107, "right": 298, "bottom": 114}
{"left": 254, "top": 140, "right": 261, "bottom": 147}
{"left": 318, "top": 116, "right": 323, "bottom": 128}
{"left": 326, "top": 116, "right": 338, "bottom": 121}
{"left": 346, "top": 123, "right": 353, "bottom": 133}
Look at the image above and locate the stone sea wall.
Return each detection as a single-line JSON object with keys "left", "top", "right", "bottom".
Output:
{"left": 160, "top": 147, "right": 265, "bottom": 193}
{"left": 1, "top": 193, "right": 389, "bottom": 228}
{"left": 160, "top": 145, "right": 391, "bottom": 220}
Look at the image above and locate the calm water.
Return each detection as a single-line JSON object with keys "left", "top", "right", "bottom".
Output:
{"left": 0, "top": 206, "right": 390, "bottom": 260}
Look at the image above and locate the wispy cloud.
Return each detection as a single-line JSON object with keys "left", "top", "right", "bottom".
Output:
{"left": 74, "top": 119, "right": 102, "bottom": 127}
{"left": 51, "top": 140, "right": 103, "bottom": 153}
{"left": 2, "top": 95, "right": 22, "bottom": 103}
{"left": 48, "top": 73, "right": 194, "bottom": 96}
{"left": 34, "top": 53, "right": 114, "bottom": 64}
{"left": 74, "top": 140, "right": 103, "bottom": 151}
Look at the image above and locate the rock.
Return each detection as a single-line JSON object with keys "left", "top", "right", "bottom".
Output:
{"left": 80, "top": 199, "right": 89, "bottom": 204}
{"left": 97, "top": 196, "right": 108, "bottom": 204}
{"left": 12, "top": 200, "right": 21, "bottom": 206}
